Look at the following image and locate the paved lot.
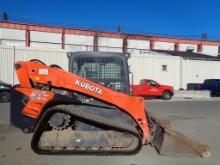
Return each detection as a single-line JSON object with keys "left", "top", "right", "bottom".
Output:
{"left": 0, "top": 99, "right": 220, "bottom": 165}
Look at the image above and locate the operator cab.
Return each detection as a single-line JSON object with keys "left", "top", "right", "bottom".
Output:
{"left": 68, "top": 52, "right": 130, "bottom": 94}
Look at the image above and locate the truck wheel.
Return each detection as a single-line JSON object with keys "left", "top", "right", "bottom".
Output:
{"left": 161, "top": 91, "right": 172, "bottom": 100}
{"left": 210, "top": 91, "right": 215, "bottom": 97}
{"left": 0, "top": 91, "right": 10, "bottom": 102}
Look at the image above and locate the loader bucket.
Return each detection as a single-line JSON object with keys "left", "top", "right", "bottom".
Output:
{"left": 150, "top": 117, "right": 210, "bottom": 158}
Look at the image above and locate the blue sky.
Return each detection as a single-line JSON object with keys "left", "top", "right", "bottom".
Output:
{"left": 0, "top": 0, "right": 220, "bottom": 40}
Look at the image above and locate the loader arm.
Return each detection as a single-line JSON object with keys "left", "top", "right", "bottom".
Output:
{"left": 15, "top": 61, "right": 150, "bottom": 143}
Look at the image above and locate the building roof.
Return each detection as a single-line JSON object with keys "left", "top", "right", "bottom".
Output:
{"left": 154, "top": 50, "right": 220, "bottom": 61}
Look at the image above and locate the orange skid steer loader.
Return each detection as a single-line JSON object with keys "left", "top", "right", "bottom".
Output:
{"left": 10, "top": 52, "right": 210, "bottom": 157}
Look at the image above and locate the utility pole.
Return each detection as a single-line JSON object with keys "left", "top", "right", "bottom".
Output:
{"left": 2, "top": 11, "right": 8, "bottom": 22}
{"left": 117, "top": 25, "right": 122, "bottom": 33}
{"left": 201, "top": 33, "right": 208, "bottom": 40}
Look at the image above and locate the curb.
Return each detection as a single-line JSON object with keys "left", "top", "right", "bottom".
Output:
{"left": 174, "top": 90, "right": 210, "bottom": 99}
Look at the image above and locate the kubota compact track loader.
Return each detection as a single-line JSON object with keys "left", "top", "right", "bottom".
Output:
{"left": 10, "top": 52, "right": 210, "bottom": 157}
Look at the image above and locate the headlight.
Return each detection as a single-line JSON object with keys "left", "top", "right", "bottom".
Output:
{"left": 0, "top": 85, "right": 5, "bottom": 89}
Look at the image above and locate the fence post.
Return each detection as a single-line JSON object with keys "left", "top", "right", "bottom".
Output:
{"left": 12, "top": 46, "right": 15, "bottom": 85}
{"left": 179, "top": 57, "right": 183, "bottom": 90}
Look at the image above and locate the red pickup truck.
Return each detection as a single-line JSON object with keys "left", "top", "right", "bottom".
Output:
{"left": 131, "top": 79, "right": 174, "bottom": 100}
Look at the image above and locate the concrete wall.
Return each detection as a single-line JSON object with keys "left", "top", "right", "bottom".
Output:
{"left": 127, "top": 39, "right": 150, "bottom": 54}
{"left": 98, "top": 37, "right": 123, "bottom": 52}
{"left": 0, "top": 27, "right": 220, "bottom": 56}
{"left": 128, "top": 54, "right": 181, "bottom": 89}
{"left": 128, "top": 52, "right": 220, "bottom": 89}
{"left": 65, "top": 34, "right": 94, "bottom": 51}
{"left": 30, "top": 31, "right": 62, "bottom": 49}
{"left": 30, "top": 31, "right": 62, "bottom": 43}
{"left": 181, "top": 59, "right": 220, "bottom": 88}
{"left": 154, "top": 41, "right": 175, "bottom": 50}
{"left": 1, "top": 46, "right": 220, "bottom": 88}
{"left": 0, "top": 46, "right": 14, "bottom": 84}
{"left": 179, "top": 44, "right": 197, "bottom": 52}
{"left": 0, "top": 28, "right": 25, "bottom": 40}
{"left": 0, "top": 28, "right": 25, "bottom": 46}
{"left": 30, "top": 42, "right": 62, "bottom": 49}
{"left": 202, "top": 45, "right": 219, "bottom": 56}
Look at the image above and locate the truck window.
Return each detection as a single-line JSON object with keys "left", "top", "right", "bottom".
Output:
{"left": 148, "top": 80, "right": 159, "bottom": 86}
{"left": 204, "top": 80, "right": 211, "bottom": 84}
{"left": 140, "top": 80, "right": 145, "bottom": 85}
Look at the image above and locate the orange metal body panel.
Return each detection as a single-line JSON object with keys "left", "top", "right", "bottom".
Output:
{"left": 15, "top": 87, "right": 54, "bottom": 119}
{"left": 15, "top": 61, "right": 150, "bottom": 142}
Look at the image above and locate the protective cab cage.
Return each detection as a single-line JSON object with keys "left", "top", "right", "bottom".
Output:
{"left": 68, "top": 52, "right": 131, "bottom": 94}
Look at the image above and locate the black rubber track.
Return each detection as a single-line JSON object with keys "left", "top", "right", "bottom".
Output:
{"left": 31, "top": 104, "right": 143, "bottom": 155}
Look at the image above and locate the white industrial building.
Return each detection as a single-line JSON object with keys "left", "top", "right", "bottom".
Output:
{"left": 1, "top": 21, "right": 220, "bottom": 89}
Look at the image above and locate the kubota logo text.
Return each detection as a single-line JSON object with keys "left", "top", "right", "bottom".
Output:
{"left": 75, "top": 80, "right": 102, "bottom": 95}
